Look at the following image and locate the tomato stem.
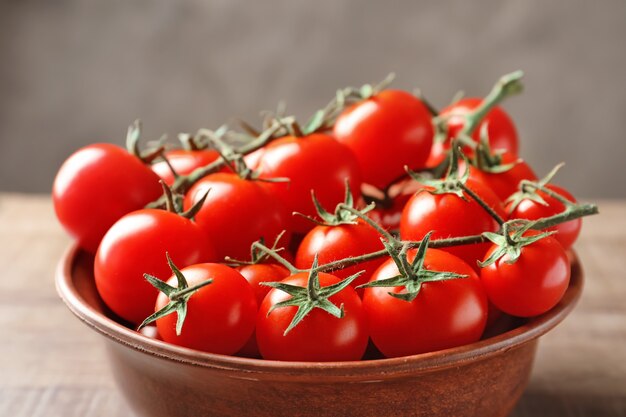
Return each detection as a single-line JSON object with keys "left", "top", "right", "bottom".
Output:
{"left": 458, "top": 182, "right": 505, "bottom": 226}
{"left": 252, "top": 241, "right": 303, "bottom": 275}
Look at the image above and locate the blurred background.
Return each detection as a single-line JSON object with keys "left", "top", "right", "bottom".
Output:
{"left": 1, "top": 0, "right": 624, "bottom": 197}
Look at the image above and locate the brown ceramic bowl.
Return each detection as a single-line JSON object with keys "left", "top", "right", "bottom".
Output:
{"left": 56, "top": 245, "right": 583, "bottom": 417}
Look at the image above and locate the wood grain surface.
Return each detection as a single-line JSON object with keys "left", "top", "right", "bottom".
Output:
{"left": 0, "top": 193, "right": 624, "bottom": 417}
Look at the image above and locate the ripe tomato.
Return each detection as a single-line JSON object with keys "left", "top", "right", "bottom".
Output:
{"left": 295, "top": 221, "right": 385, "bottom": 292}
{"left": 256, "top": 272, "right": 368, "bottom": 361}
{"left": 183, "top": 172, "right": 291, "bottom": 262}
{"left": 367, "top": 178, "right": 424, "bottom": 231}
{"left": 256, "top": 133, "right": 362, "bottom": 234}
{"left": 400, "top": 179, "right": 506, "bottom": 269}
{"left": 480, "top": 233, "right": 570, "bottom": 317}
{"left": 506, "top": 185, "right": 581, "bottom": 250}
{"left": 334, "top": 90, "right": 434, "bottom": 189}
{"left": 459, "top": 152, "right": 537, "bottom": 201}
{"left": 151, "top": 149, "right": 221, "bottom": 186}
{"left": 363, "top": 248, "right": 488, "bottom": 358}
{"left": 428, "top": 98, "right": 518, "bottom": 167}
{"left": 154, "top": 263, "right": 257, "bottom": 354}
{"left": 236, "top": 263, "right": 290, "bottom": 358}
{"left": 94, "top": 209, "right": 216, "bottom": 324}
{"left": 53, "top": 144, "right": 162, "bottom": 253}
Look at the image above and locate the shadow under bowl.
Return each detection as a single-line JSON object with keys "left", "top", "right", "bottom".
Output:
{"left": 56, "top": 245, "right": 583, "bottom": 417}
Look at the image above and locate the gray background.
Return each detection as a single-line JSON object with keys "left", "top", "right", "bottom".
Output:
{"left": 1, "top": 0, "right": 625, "bottom": 197}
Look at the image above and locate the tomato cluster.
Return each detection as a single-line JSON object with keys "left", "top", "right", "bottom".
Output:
{"left": 53, "top": 72, "right": 591, "bottom": 362}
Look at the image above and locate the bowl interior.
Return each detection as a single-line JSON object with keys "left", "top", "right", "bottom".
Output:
{"left": 56, "top": 245, "right": 583, "bottom": 377}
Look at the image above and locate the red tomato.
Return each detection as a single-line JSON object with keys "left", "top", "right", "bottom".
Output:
{"left": 334, "top": 90, "right": 434, "bottom": 189}
{"left": 53, "top": 144, "right": 162, "bottom": 253}
{"left": 459, "top": 152, "right": 537, "bottom": 201}
{"left": 183, "top": 172, "right": 291, "bottom": 262}
{"left": 367, "top": 179, "right": 424, "bottom": 231}
{"left": 363, "top": 249, "right": 488, "bottom": 358}
{"left": 151, "top": 149, "right": 221, "bottom": 186}
{"left": 94, "top": 209, "right": 216, "bottom": 324}
{"left": 154, "top": 263, "right": 257, "bottom": 354}
{"left": 256, "top": 133, "right": 362, "bottom": 234}
{"left": 400, "top": 179, "right": 506, "bottom": 269}
{"left": 480, "top": 233, "right": 570, "bottom": 317}
{"left": 256, "top": 272, "right": 368, "bottom": 361}
{"left": 295, "top": 221, "right": 385, "bottom": 292}
{"left": 236, "top": 263, "right": 290, "bottom": 358}
{"left": 428, "top": 98, "right": 518, "bottom": 167}
{"left": 506, "top": 185, "right": 581, "bottom": 250}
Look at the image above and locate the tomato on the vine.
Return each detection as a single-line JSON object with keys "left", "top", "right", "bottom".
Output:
{"left": 295, "top": 221, "right": 385, "bottom": 292}
{"left": 235, "top": 263, "right": 290, "bottom": 358}
{"left": 152, "top": 263, "right": 257, "bottom": 355}
{"left": 53, "top": 144, "right": 162, "bottom": 253}
{"left": 183, "top": 172, "right": 291, "bottom": 262}
{"left": 400, "top": 179, "right": 506, "bottom": 269}
{"left": 256, "top": 272, "right": 368, "bottom": 361}
{"left": 480, "top": 232, "right": 570, "bottom": 317}
{"left": 428, "top": 98, "right": 518, "bottom": 167}
{"left": 334, "top": 90, "right": 434, "bottom": 189}
{"left": 256, "top": 133, "right": 362, "bottom": 234}
{"left": 151, "top": 149, "right": 221, "bottom": 186}
{"left": 362, "top": 248, "right": 488, "bottom": 358}
{"left": 94, "top": 209, "right": 216, "bottom": 324}
{"left": 507, "top": 184, "right": 581, "bottom": 250}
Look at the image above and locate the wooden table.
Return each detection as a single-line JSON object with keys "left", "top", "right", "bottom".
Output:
{"left": 0, "top": 194, "right": 624, "bottom": 417}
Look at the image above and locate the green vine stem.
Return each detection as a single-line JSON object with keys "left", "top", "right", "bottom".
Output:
{"left": 457, "top": 182, "right": 506, "bottom": 226}
{"left": 251, "top": 241, "right": 303, "bottom": 275}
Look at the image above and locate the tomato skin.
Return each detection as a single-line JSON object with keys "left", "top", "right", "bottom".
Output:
{"left": 155, "top": 263, "right": 257, "bottom": 355}
{"left": 53, "top": 144, "right": 162, "bottom": 253}
{"left": 256, "top": 273, "right": 368, "bottom": 361}
{"left": 334, "top": 90, "right": 434, "bottom": 189}
{"left": 256, "top": 134, "right": 362, "bottom": 234}
{"left": 151, "top": 149, "right": 221, "bottom": 186}
{"left": 183, "top": 172, "right": 291, "bottom": 262}
{"left": 235, "top": 263, "right": 290, "bottom": 358}
{"left": 400, "top": 179, "right": 506, "bottom": 270}
{"left": 506, "top": 185, "right": 581, "bottom": 250}
{"left": 94, "top": 209, "right": 216, "bottom": 324}
{"left": 480, "top": 233, "right": 570, "bottom": 317}
{"left": 460, "top": 152, "right": 537, "bottom": 201}
{"left": 428, "top": 98, "right": 518, "bottom": 167}
{"left": 295, "top": 221, "right": 385, "bottom": 292}
{"left": 368, "top": 179, "right": 424, "bottom": 231}
{"left": 363, "top": 249, "right": 488, "bottom": 358}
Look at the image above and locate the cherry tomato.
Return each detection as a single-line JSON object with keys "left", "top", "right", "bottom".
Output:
{"left": 256, "top": 272, "right": 368, "bottom": 361}
{"left": 53, "top": 144, "right": 162, "bottom": 253}
{"left": 334, "top": 90, "right": 434, "bottom": 189}
{"left": 400, "top": 179, "right": 506, "bottom": 269}
{"left": 94, "top": 209, "right": 216, "bottom": 324}
{"left": 506, "top": 185, "right": 581, "bottom": 250}
{"left": 151, "top": 149, "right": 221, "bottom": 186}
{"left": 154, "top": 263, "right": 257, "bottom": 354}
{"left": 428, "top": 98, "right": 518, "bottom": 167}
{"left": 183, "top": 172, "right": 291, "bottom": 262}
{"left": 256, "top": 133, "right": 362, "bottom": 234}
{"left": 459, "top": 152, "right": 537, "bottom": 201}
{"left": 363, "top": 249, "right": 488, "bottom": 358}
{"left": 236, "top": 263, "right": 290, "bottom": 358}
{"left": 295, "top": 221, "right": 385, "bottom": 292}
{"left": 367, "top": 179, "right": 424, "bottom": 231}
{"left": 480, "top": 232, "right": 570, "bottom": 317}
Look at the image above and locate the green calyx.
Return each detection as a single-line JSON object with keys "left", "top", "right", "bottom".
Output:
{"left": 260, "top": 255, "right": 363, "bottom": 335}
{"left": 358, "top": 232, "right": 468, "bottom": 302}
{"left": 471, "top": 124, "right": 519, "bottom": 174}
{"left": 506, "top": 163, "right": 566, "bottom": 213}
{"left": 138, "top": 253, "right": 213, "bottom": 336}
{"left": 407, "top": 143, "right": 470, "bottom": 199}
{"left": 125, "top": 119, "right": 169, "bottom": 164}
{"left": 296, "top": 180, "right": 375, "bottom": 226}
{"left": 479, "top": 221, "right": 555, "bottom": 268}
{"left": 158, "top": 180, "right": 208, "bottom": 221}
{"left": 225, "top": 231, "right": 289, "bottom": 266}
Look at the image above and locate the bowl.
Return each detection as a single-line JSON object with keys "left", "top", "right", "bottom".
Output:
{"left": 56, "top": 245, "right": 583, "bottom": 417}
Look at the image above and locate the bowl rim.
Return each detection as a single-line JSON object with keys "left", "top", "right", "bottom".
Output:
{"left": 56, "top": 244, "right": 583, "bottom": 378}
